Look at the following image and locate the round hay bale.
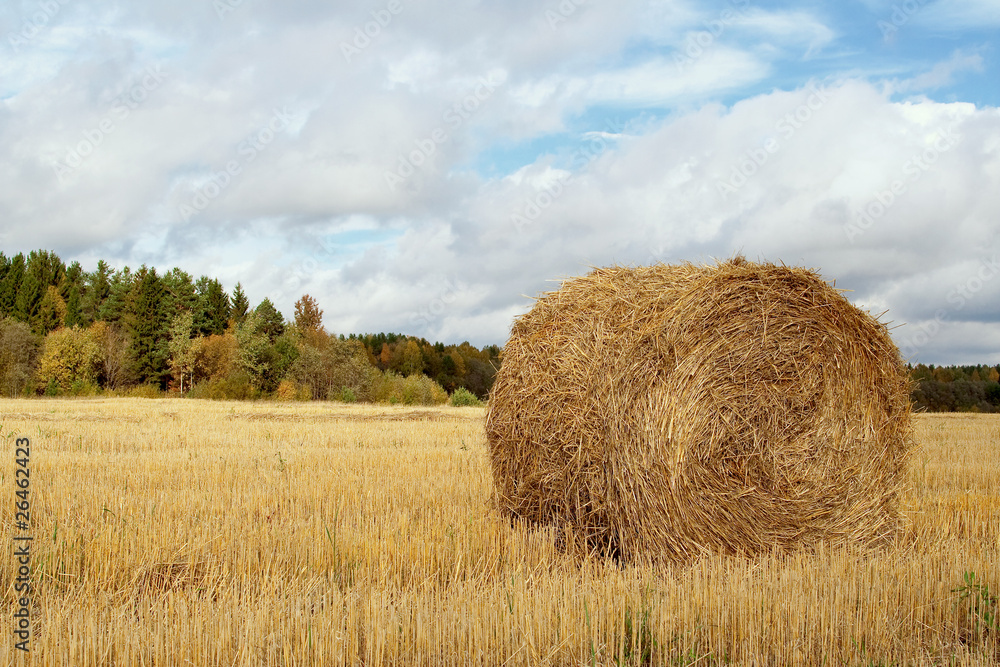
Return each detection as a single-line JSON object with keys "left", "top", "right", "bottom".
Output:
{"left": 486, "top": 259, "right": 913, "bottom": 562}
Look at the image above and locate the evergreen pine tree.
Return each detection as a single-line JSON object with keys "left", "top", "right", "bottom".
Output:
{"left": 63, "top": 261, "right": 83, "bottom": 297}
{"left": 30, "top": 250, "right": 65, "bottom": 289}
{"left": 193, "top": 276, "right": 212, "bottom": 334}
{"left": 0, "top": 253, "right": 25, "bottom": 317}
{"left": 99, "top": 267, "right": 133, "bottom": 324}
{"left": 65, "top": 284, "right": 82, "bottom": 328}
{"left": 63, "top": 261, "right": 84, "bottom": 328}
{"left": 15, "top": 251, "right": 65, "bottom": 332}
{"left": 231, "top": 282, "right": 249, "bottom": 324}
{"left": 254, "top": 298, "right": 285, "bottom": 341}
{"left": 194, "top": 277, "right": 230, "bottom": 335}
{"left": 82, "top": 260, "right": 112, "bottom": 323}
{"left": 128, "top": 266, "right": 168, "bottom": 385}
{"left": 0, "top": 253, "right": 8, "bottom": 314}
{"left": 204, "top": 279, "right": 231, "bottom": 335}
{"left": 14, "top": 270, "right": 42, "bottom": 329}
{"left": 161, "top": 268, "right": 198, "bottom": 318}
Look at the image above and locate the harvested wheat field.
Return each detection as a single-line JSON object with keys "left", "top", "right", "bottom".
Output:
{"left": 1, "top": 398, "right": 998, "bottom": 665}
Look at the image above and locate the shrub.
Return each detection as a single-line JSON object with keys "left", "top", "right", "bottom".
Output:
{"left": 124, "top": 384, "right": 162, "bottom": 399}
{"left": 275, "top": 379, "right": 310, "bottom": 401}
{"left": 287, "top": 334, "right": 380, "bottom": 401}
{"left": 68, "top": 379, "right": 100, "bottom": 396}
{"left": 375, "top": 371, "right": 448, "bottom": 405}
{"left": 449, "top": 387, "right": 483, "bottom": 407}
{"left": 0, "top": 317, "right": 40, "bottom": 397}
{"left": 188, "top": 372, "right": 257, "bottom": 400}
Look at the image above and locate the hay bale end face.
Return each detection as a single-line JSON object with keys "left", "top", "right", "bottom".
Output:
{"left": 486, "top": 259, "right": 913, "bottom": 562}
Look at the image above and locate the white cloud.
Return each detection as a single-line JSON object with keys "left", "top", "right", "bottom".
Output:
{"left": 890, "top": 49, "right": 985, "bottom": 94}
{"left": 0, "top": 0, "right": 997, "bottom": 364}
{"left": 585, "top": 51, "right": 769, "bottom": 106}
{"left": 736, "top": 10, "right": 837, "bottom": 59}
{"left": 915, "top": 0, "right": 1000, "bottom": 29}
{"left": 373, "top": 80, "right": 998, "bottom": 357}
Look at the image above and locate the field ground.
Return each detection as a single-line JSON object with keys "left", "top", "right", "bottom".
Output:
{"left": 1, "top": 399, "right": 998, "bottom": 665}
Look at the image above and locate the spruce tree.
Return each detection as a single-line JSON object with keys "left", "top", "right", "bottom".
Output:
{"left": 162, "top": 268, "right": 198, "bottom": 318}
{"left": 14, "top": 270, "right": 42, "bottom": 329}
{"left": 0, "top": 253, "right": 8, "bottom": 316}
{"left": 0, "top": 253, "right": 23, "bottom": 317}
{"left": 195, "top": 277, "right": 230, "bottom": 335}
{"left": 128, "top": 266, "right": 168, "bottom": 385}
{"left": 82, "top": 260, "right": 112, "bottom": 323}
{"left": 15, "top": 251, "right": 65, "bottom": 332}
{"left": 231, "top": 283, "right": 249, "bottom": 324}
{"left": 65, "top": 284, "right": 82, "bottom": 328}
{"left": 63, "top": 261, "right": 84, "bottom": 328}
{"left": 99, "top": 267, "right": 133, "bottom": 324}
{"left": 206, "top": 279, "right": 230, "bottom": 334}
{"left": 63, "top": 261, "right": 83, "bottom": 297}
{"left": 254, "top": 298, "right": 285, "bottom": 341}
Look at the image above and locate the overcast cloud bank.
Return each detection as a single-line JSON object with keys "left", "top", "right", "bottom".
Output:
{"left": 1, "top": 0, "right": 997, "bottom": 363}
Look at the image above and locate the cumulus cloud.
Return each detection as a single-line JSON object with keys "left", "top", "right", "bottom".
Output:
{"left": 0, "top": 0, "right": 997, "bottom": 363}
{"left": 325, "top": 79, "right": 999, "bottom": 363}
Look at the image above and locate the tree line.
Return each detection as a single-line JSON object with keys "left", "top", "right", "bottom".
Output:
{"left": 4, "top": 249, "right": 997, "bottom": 412}
{"left": 0, "top": 250, "right": 497, "bottom": 404}
{"left": 909, "top": 363, "right": 1000, "bottom": 413}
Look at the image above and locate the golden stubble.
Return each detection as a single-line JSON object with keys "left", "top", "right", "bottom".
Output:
{"left": 0, "top": 399, "right": 997, "bottom": 666}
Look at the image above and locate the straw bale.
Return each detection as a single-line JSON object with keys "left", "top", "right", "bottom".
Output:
{"left": 485, "top": 258, "right": 913, "bottom": 562}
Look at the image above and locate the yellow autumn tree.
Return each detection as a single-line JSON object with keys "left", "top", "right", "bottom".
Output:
{"left": 37, "top": 285, "right": 67, "bottom": 335}
{"left": 37, "top": 326, "right": 100, "bottom": 391}
{"left": 193, "top": 333, "right": 237, "bottom": 383}
{"left": 401, "top": 339, "right": 424, "bottom": 376}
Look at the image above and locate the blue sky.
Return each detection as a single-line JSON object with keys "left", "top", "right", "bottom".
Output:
{"left": 0, "top": 0, "right": 998, "bottom": 363}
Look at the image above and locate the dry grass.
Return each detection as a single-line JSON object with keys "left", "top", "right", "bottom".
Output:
{"left": 487, "top": 260, "right": 913, "bottom": 562}
{"left": 0, "top": 398, "right": 997, "bottom": 666}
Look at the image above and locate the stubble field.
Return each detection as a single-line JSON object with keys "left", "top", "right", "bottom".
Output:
{"left": 1, "top": 398, "right": 998, "bottom": 665}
